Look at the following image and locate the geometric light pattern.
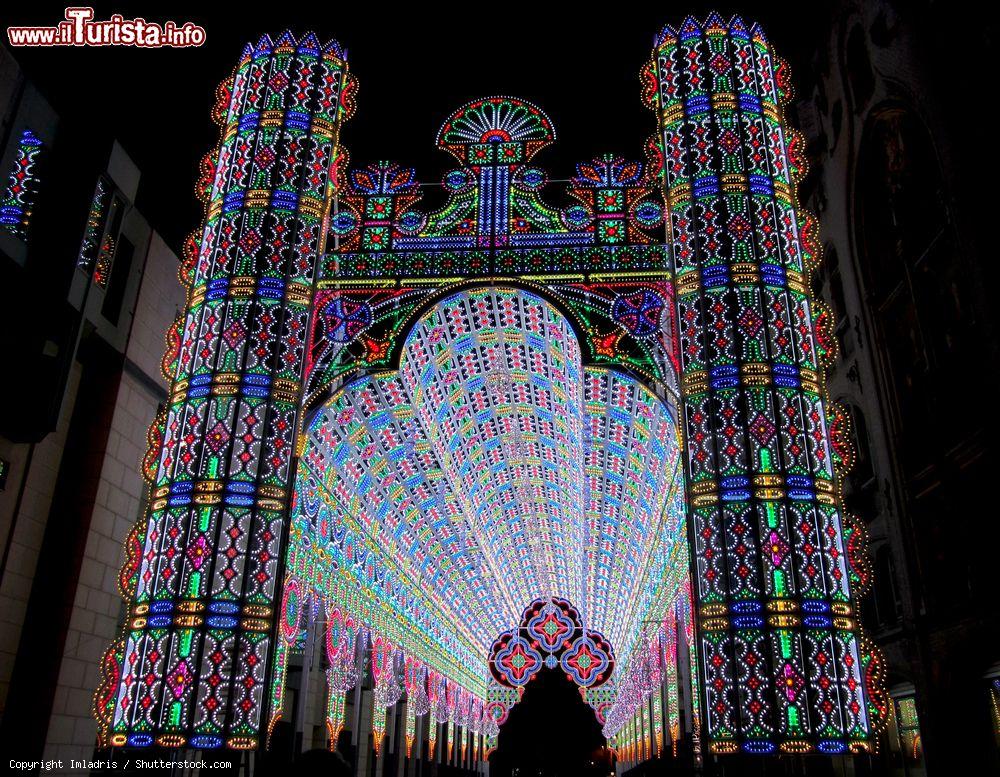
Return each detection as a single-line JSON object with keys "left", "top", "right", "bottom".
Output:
{"left": 643, "top": 13, "right": 887, "bottom": 754}
{"left": 96, "top": 15, "right": 886, "bottom": 761}
{"left": 303, "top": 97, "right": 680, "bottom": 406}
{"left": 97, "top": 31, "right": 355, "bottom": 751}
{"left": 489, "top": 598, "right": 615, "bottom": 689}
{"left": 278, "top": 287, "right": 688, "bottom": 744}
{"left": 0, "top": 128, "right": 43, "bottom": 240}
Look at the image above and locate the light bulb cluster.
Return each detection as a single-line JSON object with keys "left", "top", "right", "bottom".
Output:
{"left": 0, "top": 128, "right": 43, "bottom": 240}
{"left": 278, "top": 287, "right": 690, "bottom": 750}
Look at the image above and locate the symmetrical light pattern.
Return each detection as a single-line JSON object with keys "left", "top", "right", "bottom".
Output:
{"left": 97, "top": 15, "right": 885, "bottom": 760}
{"left": 304, "top": 97, "right": 679, "bottom": 408}
{"left": 276, "top": 287, "right": 688, "bottom": 746}
{"left": 643, "top": 13, "right": 886, "bottom": 754}
{"left": 96, "top": 31, "right": 355, "bottom": 750}
{"left": 489, "top": 598, "right": 615, "bottom": 689}
{"left": 0, "top": 128, "right": 43, "bottom": 240}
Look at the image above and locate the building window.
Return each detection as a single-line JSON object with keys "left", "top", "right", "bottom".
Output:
{"left": 895, "top": 697, "right": 921, "bottom": 760}
{"left": 101, "top": 234, "right": 135, "bottom": 325}
{"left": 843, "top": 403, "right": 877, "bottom": 517}
{"left": 0, "top": 128, "right": 44, "bottom": 241}
{"left": 845, "top": 24, "right": 875, "bottom": 108}
{"left": 848, "top": 404, "right": 874, "bottom": 483}
{"left": 78, "top": 177, "right": 110, "bottom": 274}
{"left": 93, "top": 194, "right": 126, "bottom": 289}
{"left": 871, "top": 544, "right": 901, "bottom": 628}
{"left": 889, "top": 694, "right": 925, "bottom": 774}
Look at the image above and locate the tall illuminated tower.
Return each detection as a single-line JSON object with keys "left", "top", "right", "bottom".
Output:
{"left": 98, "top": 32, "right": 355, "bottom": 750}
{"left": 644, "top": 14, "right": 881, "bottom": 753}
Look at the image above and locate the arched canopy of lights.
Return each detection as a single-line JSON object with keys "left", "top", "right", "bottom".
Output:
{"left": 98, "top": 16, "right": 888, "bottom": 761}
{"left": 279, "top": 286, "right": 689, "bottom": 744}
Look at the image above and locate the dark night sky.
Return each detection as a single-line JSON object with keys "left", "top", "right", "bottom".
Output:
{"left": 5, "top": 2, "right": 828, "bottom": 251}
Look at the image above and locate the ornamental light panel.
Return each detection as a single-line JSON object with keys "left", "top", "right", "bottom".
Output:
{"left": 96, "top": 16, "right": 888, "bottom": 760}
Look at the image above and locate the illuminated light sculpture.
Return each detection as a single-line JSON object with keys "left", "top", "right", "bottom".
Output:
{"left": 0, "top": 128, "right": 43, "bottom": 240}
{"left": 96, "top": 31, "right": 356, "bottom": 750}
{"left": 323, "top": 604, "right": 358, "bottom": 749}
{"left": 489, "top": 598, "right": 615, "bottom": 689}
{"left": 304, "top": 100, "right": 679, "bottom": 404}
{"left": 642, "top": 13, "right": 887, "bottom": 753}
{"left": 97, "top": 14, "right": 886, "bottom": 761}
{"left": 403, "top": 657, "right": 427, "bottom": 757}
{"left": 280, "top": 286, "right": 689, "bottom": 749}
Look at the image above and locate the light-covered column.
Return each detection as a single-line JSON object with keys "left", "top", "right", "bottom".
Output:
{"left": 646, "top": 13, "right": 886, "bottom": 755}
{"left": 97, "top": 31, "right": 355, "bottom": 751}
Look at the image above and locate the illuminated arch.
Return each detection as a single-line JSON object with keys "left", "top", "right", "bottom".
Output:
{"left": 100, "top": 18, "right": 887, "bottom": 758}
{"left": 304, "top": 277, "right": 677, "bottom": 424}
{"left": 278, "top": 286, "right": 689, "bottom": 737}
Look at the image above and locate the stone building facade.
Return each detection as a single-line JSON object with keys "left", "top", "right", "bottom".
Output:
{"left": 790, "top": 1, "right": 998, "bottom": 773}
{"left": 0, "top": 45, "right": 184, "bottom": 770}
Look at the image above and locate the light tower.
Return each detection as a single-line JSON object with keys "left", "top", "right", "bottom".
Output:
{"left": 96, "top": 31, "right": 356, "bottom": 751}
{"left": 644, "top": 13, "right": 885, "bottom": 755}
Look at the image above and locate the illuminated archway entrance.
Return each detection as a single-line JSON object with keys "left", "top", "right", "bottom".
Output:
{"left": 100, "top": 17, "right": 888, "bottom": 766}
{"left": 274, "top": 286, "right": 690, "bottom": 758}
